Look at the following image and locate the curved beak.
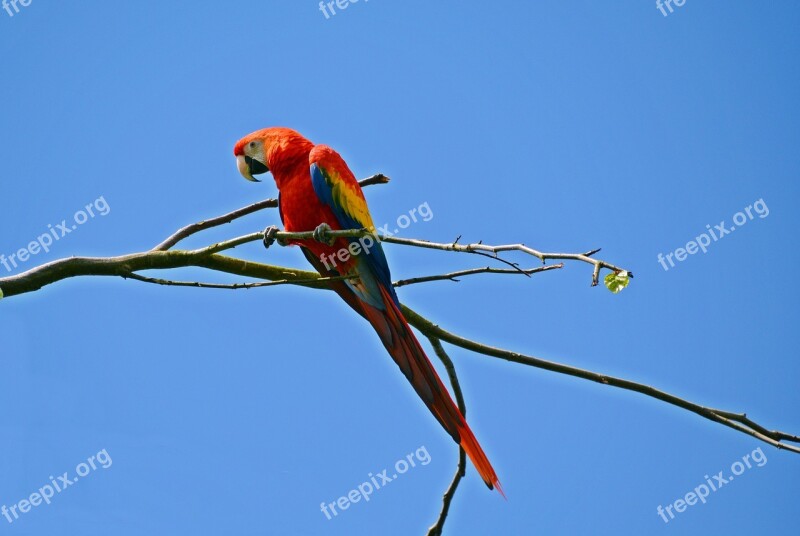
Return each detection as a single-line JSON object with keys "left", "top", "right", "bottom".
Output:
{"left": 236, "top": 154, "right": 269, "bottom": 182}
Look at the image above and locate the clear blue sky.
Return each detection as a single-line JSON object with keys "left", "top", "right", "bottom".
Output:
{"left": 1, "top": 1, "right": 798, "bottom": 534}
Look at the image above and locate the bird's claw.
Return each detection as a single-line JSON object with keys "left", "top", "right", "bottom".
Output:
{"left": 312, "top": 223, "right": 336, "bottom": 246}
{"left": 262, "top": 225, "right": 286, "bottom": 249}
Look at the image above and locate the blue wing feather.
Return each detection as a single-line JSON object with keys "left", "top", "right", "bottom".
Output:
{"left": 310, "top": 161, "right": 399, "bottom": 308}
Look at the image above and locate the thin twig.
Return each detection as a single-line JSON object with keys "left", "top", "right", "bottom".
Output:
{"left": 394, "top": 264, "right": 562, "bottom": 288}
{"left": 121, "top": 265, "right": 561, "bottom": 291}
{"left": 429, "top": 337, "right": 467, "bottom": 415}
{"left": 195, "top": 227, "right": 630, "bottom": 286}
{"left": 426, "top": 337, "right": 468, "bottom": 536}
{"left": 428, "top": 448, "right": 466, "bottom": 536}
{"left": 123, "top": 272, "right": 354, "bottom": 290}
{"left": 276, "top": 228, "right": 628, "bottom": 286}
{"left": 198, "top": 232, "right": 264, "bottom": 255}
{"left": 152, "top": 174, "right": 390, "bottom": 251}
{"left": 714, "top": 410, "right": 800, "bottom": 443}
{"left": 152, "top": 198, "right": 277, "bottom": 251}
{"left": 382, "top": 236, "right": 630, "bottom": 287}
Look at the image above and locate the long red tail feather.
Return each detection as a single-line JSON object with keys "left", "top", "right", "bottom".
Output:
{"left": 362, "top": 285, "right": 502, "bottom": 493}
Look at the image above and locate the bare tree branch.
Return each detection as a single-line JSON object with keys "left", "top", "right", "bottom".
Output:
{"left": 0, "top": 250, "right": 336, "bottom": 299}
{"left": 152, "top": 198, "right": 279, "bottom": 252}
{"left": 428, "top": 448, "right": 466, "bottom": 536}
{"left": 123, "top": 265, "right": 562, "bottom": 292}
{"left": 1, "top": 173, "right": 795, "bottom": 536}
{"left": 0, "top": 183, "right": 794, "bottom": 456}
{"left": 394, "top": 264, "right": 563, "bottom": 288}
{"left": 187, "top": 226, "right": 629, "bottom": 286}
{"left": 0, "top": 227, "right": 625, "bottom": 300}
{"left": 381, "top": 238, "right": 629, "bottom": 287}
{"left": 401, "top": 307, "right": 800, "bottom": 454}
{"left": 123, "top": 272, "right": 355, "bottom": 290}
{"left": 426, "top": 336, "right": 468, "bottom": 536}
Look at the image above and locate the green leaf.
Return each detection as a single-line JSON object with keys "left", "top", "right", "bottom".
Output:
{"left": 604, "top": 271, "right": 630, "bottom": 294}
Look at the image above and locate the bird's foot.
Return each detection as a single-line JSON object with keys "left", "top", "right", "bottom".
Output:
{"left": 262, "top": 225, "right": 286, "bottom": 249}
{"left": 312, "top": 223, "right": 336, "bottom": 246}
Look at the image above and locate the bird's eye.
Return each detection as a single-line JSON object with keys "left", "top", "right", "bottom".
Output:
{"left": 249, "top": 141, "right": 257, "bottom": 149}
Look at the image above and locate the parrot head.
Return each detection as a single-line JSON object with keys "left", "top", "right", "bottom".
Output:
{"left": 233, "top": 127, "right": 314, "bottom": 185}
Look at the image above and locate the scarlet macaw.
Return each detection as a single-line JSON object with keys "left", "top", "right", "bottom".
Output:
{"left": 234, "top": 127, "right": 501, "bottom": 493}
